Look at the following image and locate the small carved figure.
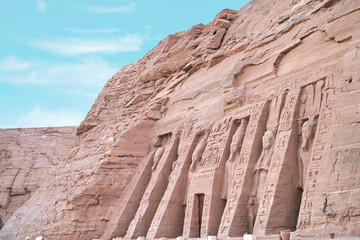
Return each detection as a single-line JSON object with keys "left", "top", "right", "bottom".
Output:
{"left": 248, "top": 130, "right": 276, "bottom": 232}
{"left": 247, "top": 196, "right": 257, "bottom": 233}
{"left": 251, "top": 130, "right": 276, "bottom": 200}
{"left": 297, "top": 118, "right": 317, "bottom": 190}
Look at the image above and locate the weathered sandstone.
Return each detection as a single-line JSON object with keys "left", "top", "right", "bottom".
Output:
{"left": 0, "top": 127, "right": 76, "bottom": 225}
{"left": 1, "top": 0, "right": 360, "bottom": 239}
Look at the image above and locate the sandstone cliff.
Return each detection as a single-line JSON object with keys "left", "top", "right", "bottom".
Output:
{"left": 0, "top": 127, "right": 76, "bottom": 226}
{"left": 1, "top": 0, "right": 359, "bottom": 239}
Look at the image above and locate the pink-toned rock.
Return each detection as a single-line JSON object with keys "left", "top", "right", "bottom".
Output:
{"left": 215, "top": 9, "right": 238, "bottom": 21}
{"left": 208, "top": 28, "right": 227, "bottom": 49}
{"left": 1, "top": 0, "right": 360, "bottom": 239}
{"left": 215, "top": 19, "right": 231, "bottom": 29}
{"left": 0, "top": 127, "right": 76, "bottom": 224}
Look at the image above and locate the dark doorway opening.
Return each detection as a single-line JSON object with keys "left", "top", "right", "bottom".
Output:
{"left": 197, "top": 193, "right": 205, "bottom": 237}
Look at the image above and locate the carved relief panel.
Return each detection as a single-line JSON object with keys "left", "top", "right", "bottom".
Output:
{"left": 297, "top": 75, "right": 336, "bottom": 229}
{"left": 253, "top": 89, "right": 299, "bottom": 234}
{"left": 218, "top": 102, "right": 268, "bottom": 237}
{"left": 248, "top": 94, "right": 286, "bottom": 233}
{"left": 124, "top": 132, "right": 178, "bottom": 239}
{"left": 297, "top": 79, "right": 325, "bottom": 190}
{"left": 147, "top": 121, "right": 213, "bottom": 239}
{"left": 251, "top": 76, "right": 334, "bottom": 235}
{"left": 183, "top": 126, "right": 213, "bottom": 237}
{"left": 199, "top": 118, "right": 232, "bottom": 168}
{"left": 221, "top": 118, "right": 248, "bottom": 200}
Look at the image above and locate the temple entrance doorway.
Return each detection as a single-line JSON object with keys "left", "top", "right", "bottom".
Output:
{"left": 197, "top": 193, "right": 205, "bottom": 237}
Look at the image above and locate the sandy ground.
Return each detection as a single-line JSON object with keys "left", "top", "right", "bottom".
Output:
{"left": 185, "top": 236, "right": 360, "bottom": 240}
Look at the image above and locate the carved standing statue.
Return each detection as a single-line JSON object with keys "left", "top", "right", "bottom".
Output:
{"left": 296, "top": 80, "right": 323, "bottom": 189}
{"left": 152, "top": 146, "right": 165, "bottom": 171}
{"left": 248, "top": 130, "right": 276, "bottom": 232}
{"left": 221, "top": 119, "right": 248, "bottom": 200}
{"left": 190, "top": 131, "right": 210, "bottom": 172}
{"left": 151, "top": 135, "right": 169, "bottom": 171}
{"left": 247, "top": 195, "right": 257, "bottom": 233}
{"left": 297, "top": 118, "right": 317, "bottom": 190}
{"left": 184, "top": 131, "right": 210, "bottom": 205}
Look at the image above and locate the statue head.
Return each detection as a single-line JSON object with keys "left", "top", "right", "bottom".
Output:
{"left": 301, "top": 119, "right": 317, "bottom": 149}
{"left": 262, "top": 130, "right": 276, "bottom": 150}
{"left": 230, "top": 125, "right": 246, "bottom": 152}
{"left": 302, "top": 119, "right": 316, "bottom": 138}
{"left": 230, "top": 119, "right": 248, "bottom": 153}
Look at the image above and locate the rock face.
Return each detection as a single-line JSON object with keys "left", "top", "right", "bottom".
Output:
{"left": 0, "top": 127, "right": 76, "bottom": 225}
{"left": 1, "top": 0, "right": 360, "bottom": 239}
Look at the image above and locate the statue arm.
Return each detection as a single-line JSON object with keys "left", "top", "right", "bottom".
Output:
{"left": 264, "top": 147, "right": 274, "bottom": 168}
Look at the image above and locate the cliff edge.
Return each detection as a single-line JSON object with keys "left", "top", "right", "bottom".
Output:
{"left": 1, "top": 0, "right": 359, "bottom": 239}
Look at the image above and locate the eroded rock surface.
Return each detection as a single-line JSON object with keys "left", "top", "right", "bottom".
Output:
{"left": 1, "top": 0, "right": 359, "bottom": 239}
{"left": 0, "top": 127, "right": 76, "bottom": 225}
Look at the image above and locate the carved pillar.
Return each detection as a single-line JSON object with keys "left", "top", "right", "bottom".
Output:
{"left": 221, "top": 119, "right": 248, "bottom": 200}
{"left": 253, "top": 89, "right": 301, "bottom": 235}
{"left": 102, "top": 133, "right": 176, "bottom": 239}
{"left": 245, "top": 94, "right": 286, "bottom": 234}
{"left": 297, "top": 76, "right": 336, "bottom": 232}
{"left": 124, "top": 134, "right": 179, "bottom": 239}
{"left": 182, "top": 118, "right": 236, "bottom": 237}
{"left": 146, "top": 123, "right": 208, "bottom": 239}
{"left": 183, "top": 130, "right": 212, "bottom": 238}
{"left": 218, "top": 102, "right": 269, "bottom": 237}
{"left": 101, "top": 151, "right": 155, "bottom": 239}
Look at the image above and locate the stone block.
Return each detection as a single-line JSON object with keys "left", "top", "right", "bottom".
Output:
{"left": 244, "top": 234, "right": 256, "bottom": 240}
{"left": 215, "top": 19, "right": 231, "bottom": 29}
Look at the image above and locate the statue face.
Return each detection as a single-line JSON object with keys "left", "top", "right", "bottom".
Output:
{"left": 302, "top": 121, "right": 315, "bottom": 140}
{"left": 262, "top": 131, "right": 274, "bottom": 149}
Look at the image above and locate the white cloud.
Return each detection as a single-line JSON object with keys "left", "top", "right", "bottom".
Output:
{"left": 85, "top": 2, "right": 136, "bottom": 14}
{"left": 0, "top": 57, "right": 120, "bottom": 97}
{"left": 16, "top": 104, "right": 84, "bottom": 127}
{"left": 36, "top": 0, "right": 46, "bottom": 11}
{"left": 27, "top": 34, "right": 144, "bottom": 55}
{"left": 66, "top": 28, "right": 122, "bottom": 34}
{"left": 0, "top": 57, "right": 120, "bottom": 128}
{"left": 0, "top": 56, "right": 34, "bottom": 71}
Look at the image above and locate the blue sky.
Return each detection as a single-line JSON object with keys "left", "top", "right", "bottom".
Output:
{"left": 0, "top": 0, "right": 250, "bottom": 128}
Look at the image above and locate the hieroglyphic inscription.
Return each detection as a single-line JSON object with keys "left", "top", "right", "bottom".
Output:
{"left": 247, "top": 79, "right": 296, "bottom": 104}
{"left": 200, "top": 118, "right": 232, "bottom": 168}
{"left": 253, "top": 89, "right": 300, "bottom": 234}
{"left": 148, "top": 122, "right": 214, "bottom": 238}
{"left": 194, "top": 169, "right": 215, "bottom": 180}
{"left": 297, "top": 76, "right": 335, "bottom": 228}
{"left": 218, "top": 103, "right": 266, "bottom": 236}
{"left": 201, "top": 194, "right": 211, "bottom": 235}
{"left": 234, "top": 102, "right": 265, "bottom": 119}
{"left": 278, "top": 92, "right": 298, "bottom": 131}
{"left": 183, "top": 195, "right": 195, "bottom": 237}
{"left": 328, "top": 147, "right": 360, "bottom": 192}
